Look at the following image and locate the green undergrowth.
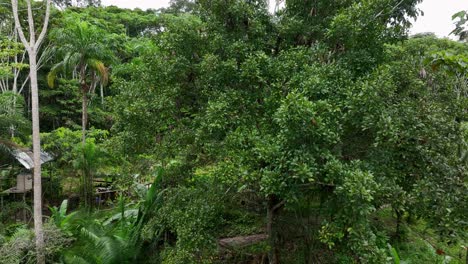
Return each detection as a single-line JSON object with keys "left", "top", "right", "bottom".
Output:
{"left": 228, "top": 206, "right": 468, "bottom": 263}
{"left": 376, "top": 208, "right": 466, "bottom": 264}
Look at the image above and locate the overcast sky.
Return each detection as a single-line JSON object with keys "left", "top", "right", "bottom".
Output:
{"left": 101, "top": 0, "right": 468, "bottom": 38}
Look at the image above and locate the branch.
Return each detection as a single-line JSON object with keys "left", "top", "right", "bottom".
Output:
{"left": 19, "top": 75, "right": 29, "bottom": 94}
{"left": 26, "top": 0, "right": 35, "bottom": 46}
{"left": 295, "top": 181, "right": 336, "bottom": 189}
{"left": 271, "top": 200, "right": 285, "bottom": 212}
{"left": 34, "top": 0, "right": 51, "bottom": 51}
{"left": 374, "top": 0, "right": 405, "bottom": 20}
{"left": 10, "top": 0, "right": 30, "bottom": 50}
{"left": 37, "top": 44, "right": 51, "bottom": 70}
{"left": 0, "top": 79, "right": 7, "bottom": 92}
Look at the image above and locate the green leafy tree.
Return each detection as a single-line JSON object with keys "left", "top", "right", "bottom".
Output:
{"left": 0, "top": 92, "right": 29, "bottom": 140}
{"left": 41, "top": 127, "right": 111, "bottom": 207}
{"left": 0, "top": 37, "right": 28, "bottom": 93}
{"left": 52, "top": 0, "right": 101, "bottom": 9}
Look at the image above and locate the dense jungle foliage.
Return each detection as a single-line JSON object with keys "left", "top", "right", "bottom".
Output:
{"left": 0, "top": 0, "right": 467, "bottom": 263}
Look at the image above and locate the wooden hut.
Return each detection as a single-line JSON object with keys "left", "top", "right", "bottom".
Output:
{"left": 1, "top": 147, "right": 53, "bottom": 221}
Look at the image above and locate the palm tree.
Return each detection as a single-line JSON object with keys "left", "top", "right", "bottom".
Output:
{"left": 47, "top": 20, "right": 112, "bottom": 209}
{"left": 47, "top": 20, "right": 112, "bottom": 145}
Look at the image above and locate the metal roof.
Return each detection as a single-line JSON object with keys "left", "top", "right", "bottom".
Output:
{"left": 12, "top": 149, "right": 53, "bottom": 170}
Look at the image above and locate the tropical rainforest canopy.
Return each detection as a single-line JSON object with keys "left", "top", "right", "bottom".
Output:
{"left": 0, "top": 0, "right": 467, "bottom": 263}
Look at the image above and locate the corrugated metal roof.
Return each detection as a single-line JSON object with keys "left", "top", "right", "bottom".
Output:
{"left": 12, "top": 149, "right": 53, "bottom": 170}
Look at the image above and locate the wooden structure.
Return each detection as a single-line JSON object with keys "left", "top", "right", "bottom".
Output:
{"left": 94, "top": 178, "right": 117, "bottom": 208}
{"left": 3, "top": 173, "right": 33, "bottom": 194}
{"left": 219, "top": 234, "right": 268, "bottom": 249}
{"left": 1, "top": 147, "right": 53, "bottom": 221}
{"left": 11, "top": 148, "right": 53, "bottom": 170}
{"left": 2, "top": 148, "right": 52, "bottom": 195}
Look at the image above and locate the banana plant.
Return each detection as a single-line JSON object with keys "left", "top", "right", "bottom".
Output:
{"left": 50, "top": 199, "right": 78, "bottom": 236}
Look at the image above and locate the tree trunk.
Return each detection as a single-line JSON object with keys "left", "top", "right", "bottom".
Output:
{"left": 267, "top": 195, "right": 282, "bottom": 264}
{"left": 395, "top": 209, "right": 403, "bottom": 240}
{"left": 81, "top": 85, "right": 91, "bottom": 208}
{"left": 10, "top": 1, "right": 51, "bottom": 262}
{"left": 29, "top": 51, "right": 45, "bottom": 264}
{"left": 100, "top": 83, "right": 104, "bottom": 105}
{"left": 82, "top": 86, "right": 88, "bottom": 145}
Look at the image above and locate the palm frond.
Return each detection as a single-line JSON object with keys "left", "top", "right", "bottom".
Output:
{"left": 87, "top": 59, "right": 109, "bottom": 86}
{"left": 63, "top": 52, "right": 81, "bottom": 75}
{"left": 103, "top": 209, "right": 138, "bottom": 226}
{"left": 47, "top": 61, "right": 64, "bottom": 88}
{"left": 79, "top": 226, "right": 101, "bottom": 245}
{"left": 48, "top": 18, "right": 116, "bottom": 95}
{"left": 59, "top": 199, "right": 69, "bottom": 216}
{"left": 62, "top": 254, "right": 92, "bottom": 264}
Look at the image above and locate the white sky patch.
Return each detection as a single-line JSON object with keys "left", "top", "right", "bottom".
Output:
{"left": 101, "top": 0, "right": 170, "bottom": 10}
{"left": 409, "top": 0, "right": 468, "bottom": 38}
{"left": 102, "top": 0, "right": 468, "bottom": 38}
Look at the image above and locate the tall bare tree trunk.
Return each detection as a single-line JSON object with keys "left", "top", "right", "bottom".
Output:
{"left": 10, "top": 1, "right": 51, "bottom": 263}
{"left": 29, "top": 53, "right": 45, "bottom": 264}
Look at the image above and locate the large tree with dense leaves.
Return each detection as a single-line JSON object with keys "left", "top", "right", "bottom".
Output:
{"left": 107, "top": 0, "right": 463, "bottom": 262}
